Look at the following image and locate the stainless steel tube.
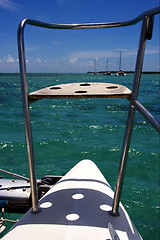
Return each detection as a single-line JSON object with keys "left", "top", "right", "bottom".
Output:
{"left": 110, "top": 104, "right": 135, "bottom": 215}
{"left": 132, "top": 17, "right": 148, "bottom": 100}
{"left": 19, "top": 6, "right": 160, "bottom": 31}
{"left": 110, "top": 16, "right": 149, "bottom": 215}
{"left": 0, "top": 168, "right": 30, "bottom": 182}
{"left": 17, "top": 20, "right": 39, "bottom": 214}
{"left": 130, "top": 99, "right": 160, "bottom": 133}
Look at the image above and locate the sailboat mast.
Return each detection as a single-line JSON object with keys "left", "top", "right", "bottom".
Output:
{"left": 119, "top": 51, "right": 122, "bottom": 71}
{"left": 94, "top": 59, "right": 96, "bottom": 72}
{"left": 92, "top": 58, "right": 98, "bottom": 75}
{"left": 106, "top": 58, "right": 108, "bottom": 71}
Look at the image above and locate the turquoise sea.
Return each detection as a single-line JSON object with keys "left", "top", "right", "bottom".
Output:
{"left": 0, "top": 73, "right": 159, "bottom": 239}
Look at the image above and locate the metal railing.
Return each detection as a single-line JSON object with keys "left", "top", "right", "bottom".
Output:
{"left": 17, "top": 6, "right": 160, "bottom": 214}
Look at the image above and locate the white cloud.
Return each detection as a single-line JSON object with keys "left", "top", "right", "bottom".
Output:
{"left": 69, "top": 58, "right": 77, "bottom": 64}
{"left": 0, "top": 54, "right": 19, "bottom": 72}
{"left": 35, "top": 57, "right": 42, "bottom": 63}
{"left": 145, "top": 49, "right": 160, "bottom": 55}
{"left": 69, "top": 47, "right": 160, "bottom": 60}
{"left": 120, "top": 48, "right": 160, "bottom": 56}
{"left": 2, "top": 54, "right": 18, "bottom": 63}
{"left": 26, "top": 47, "right": 40, "bottom": 52}
{"left": 70, "top": 50, "right": 122, "bottom": 59}
{"left": 1, "top": 47, "right": 159, "bottom": 73}
{"left": 0, "top": 0, "right": 20, "bottom": 11}
{"left": 51, "top": 41, "right": 61, "bottom": 46}
{"left": 88, "top": 60, "right": 93, "bottom": 66}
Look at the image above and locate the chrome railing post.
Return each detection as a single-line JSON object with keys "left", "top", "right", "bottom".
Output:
{"left": 17, "top": 20, "right": 40, "bottom": 214}
{"left": 110, "top": 16, "right": 150, "bottom": 215}
{"left": 132, "top": 16, "right": 153, "bottom": 100}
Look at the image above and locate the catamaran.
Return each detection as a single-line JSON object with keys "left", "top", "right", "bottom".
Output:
{"left": 103, "top": 58, "right": 112, "bottom": 75}
{"left": 0, "top": 6, "right": 160, "bottom": 240}
{"left": 92, "top": 59, "right": 98, "bottom": 75}
{"left": 115, "top": 51, "right": 126, "bottom": 76}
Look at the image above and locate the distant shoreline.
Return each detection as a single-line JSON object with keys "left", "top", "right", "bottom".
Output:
{"left": 0, "top": 71, "right": 160, "bottom": 75}
{"left": 87, "top": 71, "right": 160, "bottom": 74}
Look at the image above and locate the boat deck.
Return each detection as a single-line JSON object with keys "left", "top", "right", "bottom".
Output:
{"left": 2, "top": 160, "right": 142, "bottom": 240}
{"left": 28, "top": 82, "right": 132, "bottom": 101}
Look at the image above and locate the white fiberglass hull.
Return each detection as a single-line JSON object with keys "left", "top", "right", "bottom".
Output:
{"left": 2, "top": 160, "right": 142, "bottom": 240}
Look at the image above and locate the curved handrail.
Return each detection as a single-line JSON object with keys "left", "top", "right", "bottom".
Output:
{"left": 19, "top": 6, "right": 160, "bottom": 30}
{"left": 17, "top": 6, "right": 160, "bottom": 214}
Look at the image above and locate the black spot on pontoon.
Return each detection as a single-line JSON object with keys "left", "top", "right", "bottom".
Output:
{"left": 50, "top": 87, "right": 61, "bottom": 90}
{"left": 106, "top": 86, "right": 118, "bottom": 89}
{"left": 80, "top": 83, "right": 91, "bottom": 86}
{"left": 75, "top": 91, "right": 87, "bottom": 93}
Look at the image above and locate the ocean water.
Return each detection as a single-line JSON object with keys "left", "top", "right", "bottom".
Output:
{"left": 0, "top": 73, "right": 159, "bottom": 239}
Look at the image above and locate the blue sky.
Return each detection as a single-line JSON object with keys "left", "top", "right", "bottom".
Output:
{"left": 0, "top": 0, "right": 159, "bottom": 73}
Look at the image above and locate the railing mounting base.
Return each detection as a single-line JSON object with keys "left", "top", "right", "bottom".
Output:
{"left": 108, "top": 210, "right": 120, "bottom": 217}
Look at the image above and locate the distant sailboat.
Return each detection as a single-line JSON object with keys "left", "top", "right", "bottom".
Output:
{"left": 92, "top": 59, "right": 98, "bottom": 75}
{"left": 115, "top": 51, "right": 126, "bottom": 76}
{"left": 103, "top": 58, "right": 112, "bottom": 75}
